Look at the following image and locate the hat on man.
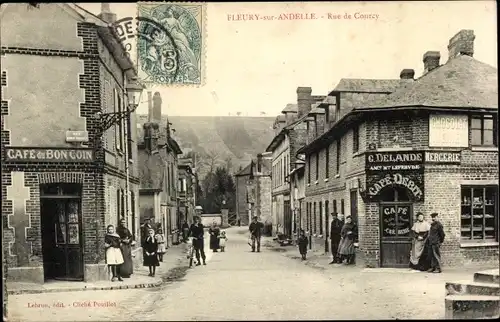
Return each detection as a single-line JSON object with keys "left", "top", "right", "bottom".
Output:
{"left": 430, "top": 212, "right": 439, "bottom": 218}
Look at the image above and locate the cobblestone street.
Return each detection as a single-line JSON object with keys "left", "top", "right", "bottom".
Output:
{"left": 8, "top": 227, "right": 495, "bottom": 321}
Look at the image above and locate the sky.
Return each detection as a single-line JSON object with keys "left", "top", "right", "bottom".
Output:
{"left": 78, "top": 1, "right": 497, "bottom": 117}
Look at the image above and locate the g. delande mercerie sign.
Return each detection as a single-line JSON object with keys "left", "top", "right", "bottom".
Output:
{"left": 365, "top": 151, "right": 424, "bottom": 172}
{"left": 5, "top": 148, "right": 94, "bottom": 162}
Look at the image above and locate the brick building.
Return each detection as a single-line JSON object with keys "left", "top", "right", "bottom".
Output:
{"left": 138, "top": 92, "right": 183, "bottom": 247}
{"left": 1, "top": 3, "right": 140, "bottom": 282}
{"left": 298, "top": 29, "right": 498, "bottom": 268}
{"left": 178, "top": 156, "right": 197, "bottom": 225}
{"left": 266, "top": 89, "right": 324, "bottom": 237}
{"left": 235, "top": 153, "right": 272, "bottom": 229}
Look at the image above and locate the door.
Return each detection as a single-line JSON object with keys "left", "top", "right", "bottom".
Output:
{"left": 380, "top": 203, "right": 413, "bottom": 268}
{"left": 41, "top": 198, "right": 83, "bottom": 281}
{"left": 284, "top": 200, "right": 292, "bottom": 238}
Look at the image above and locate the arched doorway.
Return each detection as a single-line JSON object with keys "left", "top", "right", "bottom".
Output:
{"left": 379, "top": 185, "right": 414, "bottom": 268}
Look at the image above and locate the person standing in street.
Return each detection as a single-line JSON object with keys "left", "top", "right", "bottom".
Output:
{"left": 329, "top": 212, "right": 343, "bottom": 264}
{"left": 116, "top": 218, "right": 135, "bottom": 278}
{"left": 209, "top": 222, "right": 221, "bottom": 252}
{"left": 427, "top": 212, "right": 445, "bottom": 273}
{"left": 337, "top": 216, "right": 358, "bottom": 265}
{"left": 298, "top": 229, "right": 308, "bottom": 260}
{"left": 143, "top": 228, "right": 160, "bottom": 277}
{"left": 141, "top": 218, "right": 153, "bottom": 247}
{"left": 155, "top": 228, "right": 166, "bottom": 262}
{"left": 249, "top": 216, "right": 264, "bottom": 252}
{"left": 182, "top": 220, "right": 190, "bottom": 243}
{"left": 104, "top": 224, "right": 124, "bottom": 282}
{"left": 189, "top": 216, "right": 207, "bottom": 265}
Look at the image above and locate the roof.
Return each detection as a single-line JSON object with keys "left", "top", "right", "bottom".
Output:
{"left": 235, "top": 157, "right": 271, "bottom": 177}
{"left": 167, "top": 136, "right": 183, "bottom": 155}
{"left": 235, "top": 162, "right": 253, "bottom": 176}
{"left": 266, "top": 113, "right": 309, "bottom": 152}
{"left": 333, "top": 79, "right": 404, "bottom": 93}
{"left": 298, "top": 55, "right": 498, "bottom": 155}
{"left": 363, "top": 55, "right": 498, "bottom": 109}
{"left": 282, "top": 104, "right": 298, "bottom": 113}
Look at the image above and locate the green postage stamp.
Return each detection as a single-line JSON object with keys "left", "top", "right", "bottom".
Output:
{"left": 137, "top": 2, "right": 206, "bottom": 86}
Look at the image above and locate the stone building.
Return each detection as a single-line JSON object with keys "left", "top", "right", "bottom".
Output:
{"left": 138, "top": 92, "right": 183, "bottom": 247}
{"left": 178, "top": 156, "right": 197, "bottom": 225}
{"left": 297, "top": 29, "right": 498, "bottom": 268}
{"left": 1, "top": 3, "right": 140, "bottom": 282}
{"left": 235, "top": 153, "right": 272, "bottom": 228}
{"left": 265, "top": 88, "right": 324, "bottom": 237}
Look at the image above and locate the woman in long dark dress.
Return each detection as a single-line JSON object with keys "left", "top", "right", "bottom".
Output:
{"left": 409, "top": 212, "right": 431, "bottom": 271}
{"left": 116, "top": 218, "right": 135, "bottom": 278}
{"left": 337, "top": 216, "right": 358, "bottom": 265}
{"left": 209, "top": 222, "right": 221, "bottom": 252}
{"left": 143, "top": 228, "right": 160, "bottom": 277}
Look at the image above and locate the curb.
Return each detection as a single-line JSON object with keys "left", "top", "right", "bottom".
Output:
{"left": 8, "top": 246, "right": 189, "bottom": 296}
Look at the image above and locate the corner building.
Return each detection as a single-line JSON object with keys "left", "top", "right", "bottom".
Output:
{"left": 1, "top": 4, "right": 140, "bottom": 283}
{"left": 298, "top": 29, "right": 498, "bottom": 268}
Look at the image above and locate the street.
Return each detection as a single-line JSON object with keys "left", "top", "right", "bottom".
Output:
{"left": 8, "top": 226, "right": 484, "bottom": 321}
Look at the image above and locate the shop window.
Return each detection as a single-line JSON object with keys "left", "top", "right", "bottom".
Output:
{"left": 471, "top": 115, "right": 497, "bottom": 146}
{"left": 461, "top": 186, "right": 498, "bottom": 241}
{"left": 41, "top": 183, "right": 82, "bottom": 196}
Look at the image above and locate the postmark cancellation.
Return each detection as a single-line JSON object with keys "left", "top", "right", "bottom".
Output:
{"left": 136, "top": 2, "right": 206, "bottom": 87}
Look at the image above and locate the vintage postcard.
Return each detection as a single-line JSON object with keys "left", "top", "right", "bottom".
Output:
{"left": 1, "top": 1, "right": 498, "bottom": 321}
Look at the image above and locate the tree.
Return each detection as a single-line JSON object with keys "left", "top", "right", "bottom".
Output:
{"left": 224, "top": 155, "right": 233, "bottom": 174}
{"left": 199, "top": 166, "right": 236, "bottom": 214}
{"left": 236, "top": 112, "right": 242, "bottom": 116}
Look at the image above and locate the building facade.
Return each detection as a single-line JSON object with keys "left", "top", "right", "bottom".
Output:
{"left": 1, "top": 3, "right": 140, "bottom": 283}
{"left": 298, "top": 29, "right": 499, "bottom": 268}
{"left": 137, "top": 92, "right": 183, "bottom": 247}
{"left": 178, "top": 157, "right": 197, "bottom": 225}
{"left": 266, "top": 88, "right": 325, "bottom": 237}
{"left": 235, "top": 153, "right": 272, "bottom": 229}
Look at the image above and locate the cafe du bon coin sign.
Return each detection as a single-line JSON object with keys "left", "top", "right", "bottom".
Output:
{"left": 365, "top": 151, "right": 425, "bottom": 202}
{"left": 4, "top": 148, "right": 94, "bottom": 162}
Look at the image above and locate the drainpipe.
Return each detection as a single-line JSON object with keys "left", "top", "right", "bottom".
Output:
{"left": 123, "top": 76, "right": 130, "bottom": 225}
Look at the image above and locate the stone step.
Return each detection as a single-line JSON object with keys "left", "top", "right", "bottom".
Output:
{"left": 474, "top": 269, "right": 500, "bottom": 285}
{"left": 445, "top": 295, "right": 500, "bottom": 320}
{"left": 446, "top": 280, "right": 500, "bottom": 296}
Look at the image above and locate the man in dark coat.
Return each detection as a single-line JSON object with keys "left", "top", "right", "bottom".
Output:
{"left": 189, "top": 216, "right": 206, "bottom": 266}
{"left": 329, "top": 213, "right": 343, "bottom": 264}
{"left": 116, "top": 218, "right": 134, "bottom": 278}
{"left": 427, "top": 212, "right": 445, "bottom": 273}
{"left": 249, "top": 216, "right": 264, "bottom": 252}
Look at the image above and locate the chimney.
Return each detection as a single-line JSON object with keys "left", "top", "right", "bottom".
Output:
{"left": 297, "top": 87, "right": 313, "bottom": 118}
{"left": 98, "top": 3, "right": 117, "bottom": 24}
{"left": 152, "top": 92, "right": 162, "bottom": 124}
{"left": 143, "top": 123, "right": 159, "bottom": 153}
{"left": 400, "top": 69, "right": 415, "bottom": 79}
{"left": 306, "top": 117, "right": 316, "bottom": 144}
{"left": 448, "top": 29, "right": 475, "bottom": 60}
{"left": 310, "top": 104, "right": 325, "bottom": 138}
{"left": 423, "top": 51, "right": 441, "bottom": 73}
{"left": 257, "top": 153, "right": 262, "bottom": 173}
{"left": 147, "top": 91, "right": 153, "bottom": 122}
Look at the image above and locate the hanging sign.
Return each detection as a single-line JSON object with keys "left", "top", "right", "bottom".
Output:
{"left": 5, "top": 148, "right": 94, "bottom": 162}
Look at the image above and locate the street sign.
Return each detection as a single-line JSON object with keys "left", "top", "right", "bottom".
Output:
{"left": 66, "top": 131, "right": 89, "bottom": 143}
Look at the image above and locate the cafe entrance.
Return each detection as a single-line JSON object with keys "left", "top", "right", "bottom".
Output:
{"left": 379, "top": 186, "right": 413, "bottom": 268}
{"left": 40, "top": 183, "right": 84, "bottom": 281}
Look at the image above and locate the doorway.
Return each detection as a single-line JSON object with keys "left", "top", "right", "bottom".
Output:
{"left": 283, "top": 200, "right": 292, "bottom": 238}
{"left": 40, "top": 183, "right": 84, "bottom": 281}
{"left": 379, "top": 187, "right": 413, "bottom": 268}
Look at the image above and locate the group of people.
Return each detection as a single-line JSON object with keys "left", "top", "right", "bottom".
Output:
{"left": 297, "top": 213, "right": 358, "bottom": 264}
{"left": 186, "top": 216, "right": 229, "bottom": 267}
{"left": 409, "top": 212, "right": 446, "bottom": 273}
{"left": 104, "top": 218, "right": 135, "bottom": 282}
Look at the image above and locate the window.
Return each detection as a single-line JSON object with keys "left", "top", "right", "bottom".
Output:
{"left": 127, "top": 106, "right": 133, "bottom": 159}
{"left": 336, "top": 140, "right": 341, "bottom": 174}
{"left": 307, "top": 155, "right": 311, "bottom": 184}
{"left": 313, "top": 202, "right": 317, "bottom": 234}
{"left": 131, "top": 191, "right": 136, "bottom": 240}
{"left": 116, "top": 189, "right": 122, "bottom": 226}
{"left": 353, "top": 126, "right": 359, "bottom": 153}
{"left": 460, "top": 186, "right": 498, "bottom": 241}
{"left": 315, "top": 152, "right": 319, "bottom": 181}
{"left": 319, "top": 201, "right": 323, "bottom": 235}
{"left": 325, "top": 145, "right": 330, "bottom": 179}
{"left": 471, "top": 115, "right": 497, "bottom": 146}
{"left": 325, "top": 106, "right": 330, "bottom": 124}
{"left": 333, "top": 200, "right": 337, "bottom": 216}
{"left": 341, "top": 199, "right": 345, "bottom": 215}
{"left": 350, "top": 190, "right": 358, "bottom": 225}
{"left": 306, "top": 203, "right": 310, "bottom": 231}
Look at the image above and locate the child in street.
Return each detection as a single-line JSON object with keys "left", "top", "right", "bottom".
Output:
{"left": 143, "top": 228, "right": 160, "bottom": 277}
{"left": 104, "top": 224, "right": 124, "bottom": 282}
{"left": 298, "top": 229, "right": 309, "bottom": 260}
{"left": 155, "top": 228, "right": 166, "bottom": 262}
{"left": 219, "top": 230, "right": 228, "bottom": 252}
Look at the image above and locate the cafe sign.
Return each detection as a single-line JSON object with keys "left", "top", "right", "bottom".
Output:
{"left": 367, "top": 173, "right": 424, "bottom": 201}
{"left": 5, "top": 148, "right": 94, "bottom": 162}
{"left": 366, "top": 151, "right": 424, "bottom": 172}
